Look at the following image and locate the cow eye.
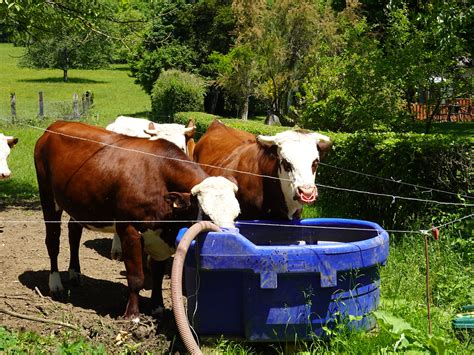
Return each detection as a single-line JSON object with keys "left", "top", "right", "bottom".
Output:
{"left": 281, "top": 159, "right": 292, "bottom": 172}
{"left": 312, "top": 159, "right": 319, "bottom": 172}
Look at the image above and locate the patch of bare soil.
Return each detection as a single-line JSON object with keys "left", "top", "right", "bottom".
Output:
{"left": 0, "top": 202, "right": 184, "bottom": 353}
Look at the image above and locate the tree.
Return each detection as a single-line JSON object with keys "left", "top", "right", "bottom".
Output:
{"left": 1, "top": 1, "right": 118, "bottom": 42}
{"left": 209, "top": 44, "right": 259, "bottom": 120}
{"left": 382, "top": 1, "right": 472, "bottom": 132}
{"left": 230, "top": 0, "right": 348, "bottom": 124}
{"left": 2, "top": 1, "right": 157, "bottom": 81}
{"left": 20, "top": 24, "right": 113, "bottom": 81}
{"left": 130, "top": 0, "right": 236, "bottom": 97}
{"left": 299, "top": 10, "right": 408, "bottom": 132}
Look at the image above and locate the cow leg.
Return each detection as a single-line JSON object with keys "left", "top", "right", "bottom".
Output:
{"left": 68, "top": 219, "right": 83, "bottom": 286}
{"left": 110, "top": 233, "right": 123, "bottom": 260}
{"left": 117, "top": 224, "right": 144, "bottom": 320}
{"left": 43, "top": 209, "right": 64, "bottom": 296}
{"left": 150, "top": 258, "right": 167, "bottom": 316}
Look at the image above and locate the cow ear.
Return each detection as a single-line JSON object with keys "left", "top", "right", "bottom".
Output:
{"left": 256, "top": 135, "right": 276, "bottom": 148}
{"left": 317, "top": 140, "right": 332, "bottom": 159}
{"left": 184, "top": 126, "right": 196, "bottom": 139}
{"left": 164, "top": 192, "right": 192, "bottom": 210}
{"left": 144, "top": 124, "right": 160, "bottom": 140}
{"left": 7, "top": 137, "right": 18, "bottom": 148}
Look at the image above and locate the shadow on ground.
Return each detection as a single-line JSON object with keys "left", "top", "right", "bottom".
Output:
{"left": 19, "top": 270, "right": 128, "bottom": 318}
{"left": 18, "top": 77, "right": 108, "bottom": 84}
{"left": 83, "top": 237, "right": 113, "bottom": 260}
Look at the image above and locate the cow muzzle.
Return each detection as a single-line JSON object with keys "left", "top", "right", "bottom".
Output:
{"left": 296, "top": 185, "right": 317, "bottom": 204}
{"left": 0, "top": 171, "right": 11, "bottom": 179}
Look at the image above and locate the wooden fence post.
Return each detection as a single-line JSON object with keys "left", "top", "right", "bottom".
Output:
{"left": 38, "top": 91, "right": 44, "bottom": 118}
{"left": 81, "top": 91, "right": 92, "bottom": 114}
{"left": 10, "top": 93, "right": 16, "bottom": 123}
{"left": 72, "top": 93, "right": 79, "bottom": 118}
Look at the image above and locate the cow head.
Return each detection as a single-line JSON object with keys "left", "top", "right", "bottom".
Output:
{"left": 191, "top": 176, "right": 240, "bottom": 228}
{"left": 257, "top": 130, "right": 331, "bottom": 212}
{"left": 0, "top": 134, "right": 18, "bottom": 180}
{"left": 145, "top": 123, "right": 196, "bottom": 155}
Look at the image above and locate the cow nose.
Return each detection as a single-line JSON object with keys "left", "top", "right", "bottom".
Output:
{"left": 1, "top": 172, "right": 11, "bottom": 179}
{"left": 297, "top": 185, "right": 317, "bottom": 203}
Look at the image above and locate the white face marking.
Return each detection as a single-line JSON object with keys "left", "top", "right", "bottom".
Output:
{"left": 49, "top": 271, "right": 64, "bottom": 292}
{"left": 191, "top": 177, "right": 240, "bottom": 228}
{"left": 106, "top": 116, "right": 189, "bottom": 153}
{"left": 0, "top": 134, "right": 13, "bottom": 179}
{"left": 142, "top": 229, "right": 175, "bottom": 261}
{"left": 257, "top": 131, "right": 331, "bottom": 218}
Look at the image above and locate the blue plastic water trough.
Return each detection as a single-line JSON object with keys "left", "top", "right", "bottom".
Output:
{"left": 176, "top": 218, "right": 389, "bottom": 341}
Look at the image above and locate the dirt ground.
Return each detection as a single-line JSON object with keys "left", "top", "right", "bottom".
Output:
{"left": 0, "top": 201, "right": 182, "bottom": 353}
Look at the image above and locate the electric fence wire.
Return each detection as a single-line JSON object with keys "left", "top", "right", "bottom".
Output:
{"left": 1, "top": 118, "right": 472, "bottom": 208}
{"left": 0, "top": 117, "right": 472, "bottom": 234}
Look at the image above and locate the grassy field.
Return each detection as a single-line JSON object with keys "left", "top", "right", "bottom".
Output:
{"left": 0, "top": 43, "right": 150, "bottom": 124}
{"left": 0, "top": 43, "right": 472, "bottom": 353}
{"left": 0, "top": 42, "right": 150, "bottom": 200}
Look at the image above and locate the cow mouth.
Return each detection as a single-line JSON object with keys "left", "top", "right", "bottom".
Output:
{"left": 296, "top": 186, "right": 317, "bottom": 204}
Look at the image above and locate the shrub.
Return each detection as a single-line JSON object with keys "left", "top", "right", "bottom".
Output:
{"left": 317, "top": 132, "right": 472, "bottom": 231}
{"left": 151, "top": 70, "right": 206, "bottom": 121}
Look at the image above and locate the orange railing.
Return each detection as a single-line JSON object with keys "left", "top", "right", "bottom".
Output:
{"left": 410, "top": 98, "right": 472, "bottom": 122}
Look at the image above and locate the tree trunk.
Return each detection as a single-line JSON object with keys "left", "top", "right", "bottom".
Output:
{"left": 63, "top": 47, "right": 69, "bottom": 82}
{"left": 425, "top": 98, "right": 441, "bottom": 134}
{"left": 209, "top": 86, "right": 219, "bottom": 114}
{"left": 240, "top": 95, "right": 249, "bottom": 120}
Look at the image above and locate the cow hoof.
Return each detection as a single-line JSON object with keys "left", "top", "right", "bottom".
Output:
{"left": 121, "top": 313, "right": 140, "bottom": 323}
{"left": 50, "top": 290, "right": 67, "bottom": 301}
{"left": 48, "top": 271, "right": 64, "bottom": 293}
{"left": 110, "top": 251, "right": 123, "bottom": 261}
{"left": 68, "top": 269, "right": 83, "bottom": 287}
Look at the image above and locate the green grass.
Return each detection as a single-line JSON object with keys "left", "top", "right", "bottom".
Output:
{"left": 0, "top": 327, "right": 105, "bottom": 353}
{"left": 0, "top": 43, "right": 150, "bottom": 201}
{"left": 0, "top": 43, "right": 150, "bottom": 125}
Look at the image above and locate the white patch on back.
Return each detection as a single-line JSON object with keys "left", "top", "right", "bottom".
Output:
{"left": 191, "top": 177, "right": 240, "bottom": 228}
{"left": 49, "top": 271, "right": 64, "bottom": 292}
{"left": 0, "top": 134, "right": 12, "bottom": 179}
{"left": 106, "top": 116, "right": 189, "bottom": 153}
{"left": 142, "top": 229, "right": 175, "bottom": 261}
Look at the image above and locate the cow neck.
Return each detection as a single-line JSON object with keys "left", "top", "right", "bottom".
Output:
{"left": 257, "top": 144, "right": 291, "bottom": 220}
{"left": 163, "top": 156, "right": 208, "bottom": 192}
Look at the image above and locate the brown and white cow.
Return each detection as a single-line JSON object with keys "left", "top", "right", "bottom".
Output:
{"left": 0, "top": 134, "right": 18, "bottom": 179}
{"left": 193, "top": 120, "right": 331, "bottom": 220}
{"left": 34, "top": 121, "right": 240, "bottom": 320}
{"left": 106, "top": 116, "right": 197, "bottom": 260}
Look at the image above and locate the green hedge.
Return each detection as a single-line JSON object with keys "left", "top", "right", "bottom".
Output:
{"left": 174, "top": 112, "right": 311, "bottom": 139}
{"left": 175, "top": 112, "right": 473, "bottom": 232}
{"left": 318, "top": 132, "right": 472, "bottom": 231}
